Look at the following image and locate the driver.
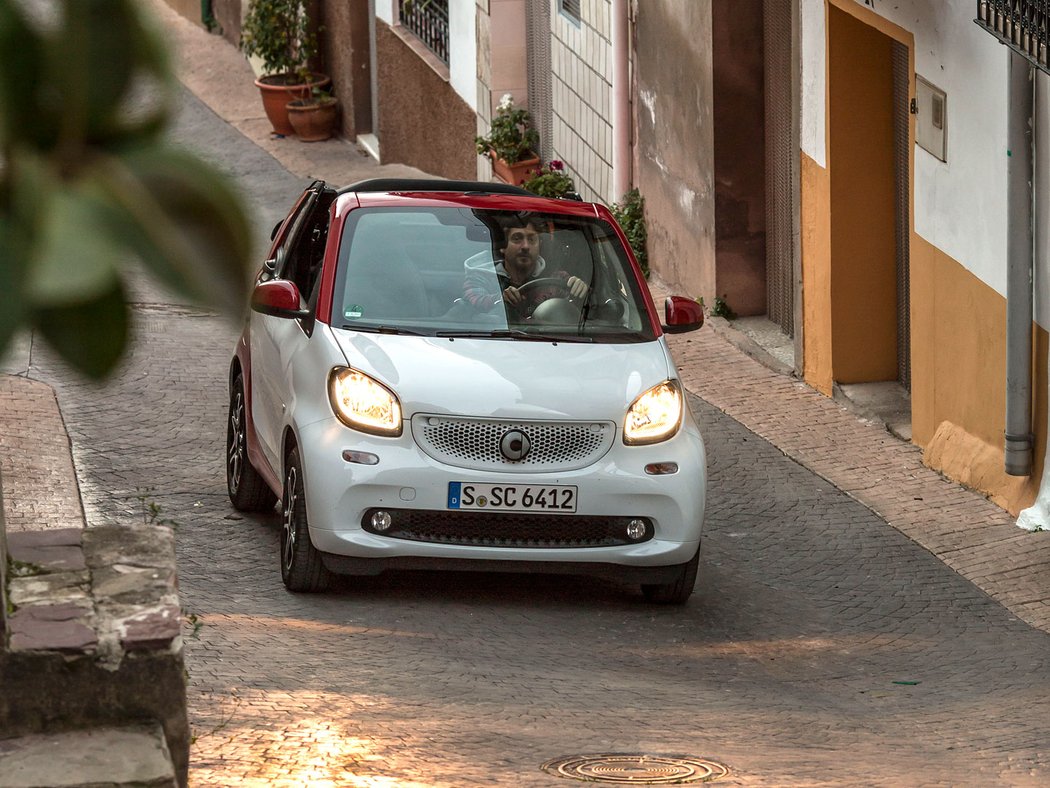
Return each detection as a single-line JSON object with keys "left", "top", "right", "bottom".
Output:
{"left": 463, "top": 214, "right": 589, "bottom": 319}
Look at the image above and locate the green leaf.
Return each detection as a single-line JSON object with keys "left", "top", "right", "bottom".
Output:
{"left": 0, "top": 0, "right": 47, "bottom": 147}
{"left": 90, "top": 146, "right": 253, "bottom": 316}
{"left": 90, "top": 0, "right": 174, "bottom": 146}
{"left": 33, "top": 279, "right": 129, "bottom": 380}
{"left": 0, "top": 217, "right": 27, "bottom": 354}
{"left": 55, "top": 0, "right": 136, "bottom": 144}
{"left": 26, "top": 185, "right": 124, "bottom": 306}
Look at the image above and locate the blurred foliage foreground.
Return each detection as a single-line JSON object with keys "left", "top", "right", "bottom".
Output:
{"left": 0, "top": 0, "right": 253, "bottom": 379}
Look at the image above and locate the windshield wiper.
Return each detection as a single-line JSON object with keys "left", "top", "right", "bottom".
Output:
{"left": 341, "top": 324, "right": 426, "bottom": 335}
{"left": 437, "top": 329, "right": 593, "bottom": 343}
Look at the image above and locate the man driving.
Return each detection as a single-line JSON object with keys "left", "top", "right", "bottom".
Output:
{"left": 463, "top": 214, "right": 589, "bottom": 319}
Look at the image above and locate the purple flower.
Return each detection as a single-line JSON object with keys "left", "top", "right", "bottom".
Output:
{"left": 548, "top": 160, "right": 564, "bottom": 171}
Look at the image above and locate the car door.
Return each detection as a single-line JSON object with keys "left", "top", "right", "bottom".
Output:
{"left": 250, "top": 181, "right": 330, "bottom": 471}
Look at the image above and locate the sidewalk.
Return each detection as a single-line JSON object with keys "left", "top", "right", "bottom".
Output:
{"left": 4, "top": 0, "right": 1050, "bottom": 637}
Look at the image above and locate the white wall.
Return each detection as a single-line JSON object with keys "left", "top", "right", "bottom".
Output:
{"left": 376, "top": 0, "right": 396, "bottom": 25}
{"left": 800, "top": 0, "right": 1033, "bottom": 307}
{"left": 1036, "top": 71, "right": 1050, "bottom": 326}
{"left": 800, "top": 0, "right": 826, "bottom": 168}
{"left": 449, "top": 0, "right": 478, "bottom": 109}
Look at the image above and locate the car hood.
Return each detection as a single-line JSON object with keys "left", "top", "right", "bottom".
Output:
{"left": 329, "top": 330, "right": 674, "bottom": 420}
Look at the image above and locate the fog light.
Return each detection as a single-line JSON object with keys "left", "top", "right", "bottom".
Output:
{"left": 644, "top": 462, "right": 678, "bottom": 475}
{"left": 342, "top": 450, "right": 379, "bottom": 465}
{"left": 626, "top": 519, "right": 647, "bottom": 540}
{"left": 371, "top": 510, "right": 392, "bottom": 532}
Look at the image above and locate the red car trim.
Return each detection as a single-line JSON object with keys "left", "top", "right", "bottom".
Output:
{"left": 315, "top": 193, "right": 358, "bottom": 325}
{"left": 593, "top": 202, "right": 663, "bottom": 337}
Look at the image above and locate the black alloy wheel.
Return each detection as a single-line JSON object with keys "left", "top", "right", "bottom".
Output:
{"left": 227, "top": 373, "right": 278, "bottom": 512}
{"left": 641, "top": 547, "right": 700, "bottom": 605}
{"left": 281, "top": 446, "right": 333, "bottom": 592}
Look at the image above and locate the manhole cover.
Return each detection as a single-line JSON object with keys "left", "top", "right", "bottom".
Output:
{"left": 542, "top": 754, "right": 729, "bottom": 783}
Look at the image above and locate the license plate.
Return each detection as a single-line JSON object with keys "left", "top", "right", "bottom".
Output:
{"left": 448, "top": 482, "right": 577, "bottom": 514}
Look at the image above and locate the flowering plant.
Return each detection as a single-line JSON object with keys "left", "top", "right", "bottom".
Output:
{"left": 522, "top": 160, "right": 575, "bottom": 198}
{"left": 240, "top": 0, "right": 317, "bottom": 83}
{"left": 475, "top": 94, "right": 539, "bottom": 164}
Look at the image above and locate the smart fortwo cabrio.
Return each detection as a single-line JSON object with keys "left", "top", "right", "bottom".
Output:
{"left": 226, "top": 179, "right": 707, "bottom": 603}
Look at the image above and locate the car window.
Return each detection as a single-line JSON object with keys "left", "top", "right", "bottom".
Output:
{"left": 330, "top": 207, "right": 656, "bottom": 343}
{"left": 282, "top": 192, "right": 334, "bottom": 306}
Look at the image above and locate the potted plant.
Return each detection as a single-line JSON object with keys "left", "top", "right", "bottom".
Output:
{"left": 287, "top": 87, "right": 340, "bottom": 142}
{"left": 475, "top": 94, "right": 540, "bottom": 185}
{"left": 240, "top": 0, "right": 329, "bottom": 136}
{"left": 522, "top": 160, "right": 575, "bottom": 198}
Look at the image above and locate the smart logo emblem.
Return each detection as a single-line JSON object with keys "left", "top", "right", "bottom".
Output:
{"left": 499, "top": 429, "right": 532, "bottom": 462}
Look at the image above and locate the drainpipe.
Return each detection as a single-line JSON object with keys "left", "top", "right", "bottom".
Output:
{"left": 1005, "top": 51, "right": 1035, "bottom": 476}
{"left": 611, "top": 0, "right": 630, "bottom": 202}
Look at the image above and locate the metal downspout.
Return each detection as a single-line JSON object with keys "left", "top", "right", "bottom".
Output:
{"left": 1005, "top": 51, "right": 1035, "bottom": 476}
{"left": 611, "top": 0, "right": 630, "bottom": 202}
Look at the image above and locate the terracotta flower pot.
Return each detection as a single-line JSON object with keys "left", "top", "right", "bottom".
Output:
{"left": 287, "top": 98, "right": 340, "bottom": 142}
{"left": 489, "top": 150, "right": 541, "bottom": 186}
{"left": 255, "top": 73, "right": 331, "bottom": 136}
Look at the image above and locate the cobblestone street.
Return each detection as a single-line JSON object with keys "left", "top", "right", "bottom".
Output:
{"left": 2, "top": 86, "right": 1046, "bottom": 785}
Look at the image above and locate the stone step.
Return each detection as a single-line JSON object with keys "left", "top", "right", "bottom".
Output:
{"left": 0, "top": 724, "right": 175, "bottom": 788}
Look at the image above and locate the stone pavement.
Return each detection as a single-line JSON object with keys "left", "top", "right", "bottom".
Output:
{"left": 1, "top": 5, "right": 1049, "bottom": 783}
{"left": 140, "top": 0, "right": 1050, "bottom": 635}
{"left": 0, "top": 0, "right": 1047, "bottom": 626}
{"left": 0, "top": 375, "right": 82, "bottom": 534}
{"left": 0, "top": 0, "right": 1045, "bottom": 697}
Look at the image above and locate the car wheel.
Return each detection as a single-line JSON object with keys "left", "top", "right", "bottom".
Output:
{"left": 227, "top": 373, "right": 278, "bottom": 512}
{"left": 281, "top": 446, "right": 333, "bottom": 592}
{"left": 641, "top": 547, "right": 700, "bottom": 605}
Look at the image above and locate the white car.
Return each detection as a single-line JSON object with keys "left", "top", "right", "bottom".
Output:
{"left": 227, "top": 179, "right": 707, "bottom": 603}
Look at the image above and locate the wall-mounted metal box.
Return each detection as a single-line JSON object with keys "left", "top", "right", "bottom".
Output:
{"left": 916, "top": 75, "right": 947, "bottom": 162}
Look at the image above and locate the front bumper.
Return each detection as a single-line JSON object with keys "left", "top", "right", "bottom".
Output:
{"left": 297, "top": 415, "right": 706, "bottom": 571}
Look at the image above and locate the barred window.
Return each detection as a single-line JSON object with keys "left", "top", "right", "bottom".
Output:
{"left": 399, "top": 0, "right": 449, "bottom": 66}
{"left": 975, "top": 1, "right": 1050, "bottom": 72}
{"left": 560, "top": 0, "right": 581, "bottom": 24}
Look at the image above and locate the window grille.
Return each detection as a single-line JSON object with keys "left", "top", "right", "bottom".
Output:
{"left": 399, "top": 0, "right": 450, "bottom": 66}
{"left": 560, "top": 0, "right": 581, "bottom": 23}
{"left": 975, "top": 1, "right": 1049, "bottom": 72}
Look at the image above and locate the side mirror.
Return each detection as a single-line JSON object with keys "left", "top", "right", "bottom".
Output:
{"left": 663, "top": 296, "right": 704, "bottom": 334}
{"left": 258, "top": 257, "right": 277, "bottom": 283}
{"left": 270, "top": 220, "right": 283, "bottom": 241}
{"left": 251, "top": 280, "right": 310, "bottom": 320}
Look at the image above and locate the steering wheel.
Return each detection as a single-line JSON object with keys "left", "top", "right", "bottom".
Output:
{"left": 515, "top": 276, "right": 574, "bottom": 299}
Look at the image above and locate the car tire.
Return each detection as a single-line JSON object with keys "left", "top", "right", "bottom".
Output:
{"left": 227, "top": 373, "right": 278, "bottom": 512}
{"left": 641, "top": 547, "right": 700, "bottom": 605}
{"left": 281, "top": 446, "right": 333, "bottom": 592}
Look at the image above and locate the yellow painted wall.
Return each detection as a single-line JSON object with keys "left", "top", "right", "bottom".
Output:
{"left": 799, "top": 0, "right": 1047, "bottom": 514}
{"left": 801, "top": 153, "right": 833, "bottom": 396}
{"left": 910, "top": 235, "right": 1046, "bottom": 514}
{"left": 828, "top": 6, "right": 899, "bottom": 383}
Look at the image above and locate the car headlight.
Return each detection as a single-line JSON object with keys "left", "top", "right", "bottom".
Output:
{"left": 328, "top": 367, "right": 402, "bottom": 436}
{"left": 623, "top": 379, "right": 683, "bottom": 445}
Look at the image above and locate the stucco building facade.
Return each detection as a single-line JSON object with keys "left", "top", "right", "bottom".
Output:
{"left": 167, "top": 0, "right": 1050, "bottom": 522}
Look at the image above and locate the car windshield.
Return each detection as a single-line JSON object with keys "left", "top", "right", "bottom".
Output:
{"left": 331, "top": 206, "right": 657, "bottom": 343}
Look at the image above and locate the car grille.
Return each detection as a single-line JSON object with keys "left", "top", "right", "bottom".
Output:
{"left": 411, "top": 414, "right": 615, "bottom": 472}
{"left": 361, "top": 508, "right": 652, "bottom": 549}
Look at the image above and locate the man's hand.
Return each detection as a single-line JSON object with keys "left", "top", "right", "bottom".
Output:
{"left": 502, "top": 285, "right": 524, "bottom": 306}
{"left": 566, "top": 276, "right": 589, "bottom": 299}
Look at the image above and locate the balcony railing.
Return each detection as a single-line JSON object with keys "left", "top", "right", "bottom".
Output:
{"left": 399, "top": 0, "right": 450, "bottom": 66}
{"left": 976, "top": 1, "right": 1049, "bottom": 71}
